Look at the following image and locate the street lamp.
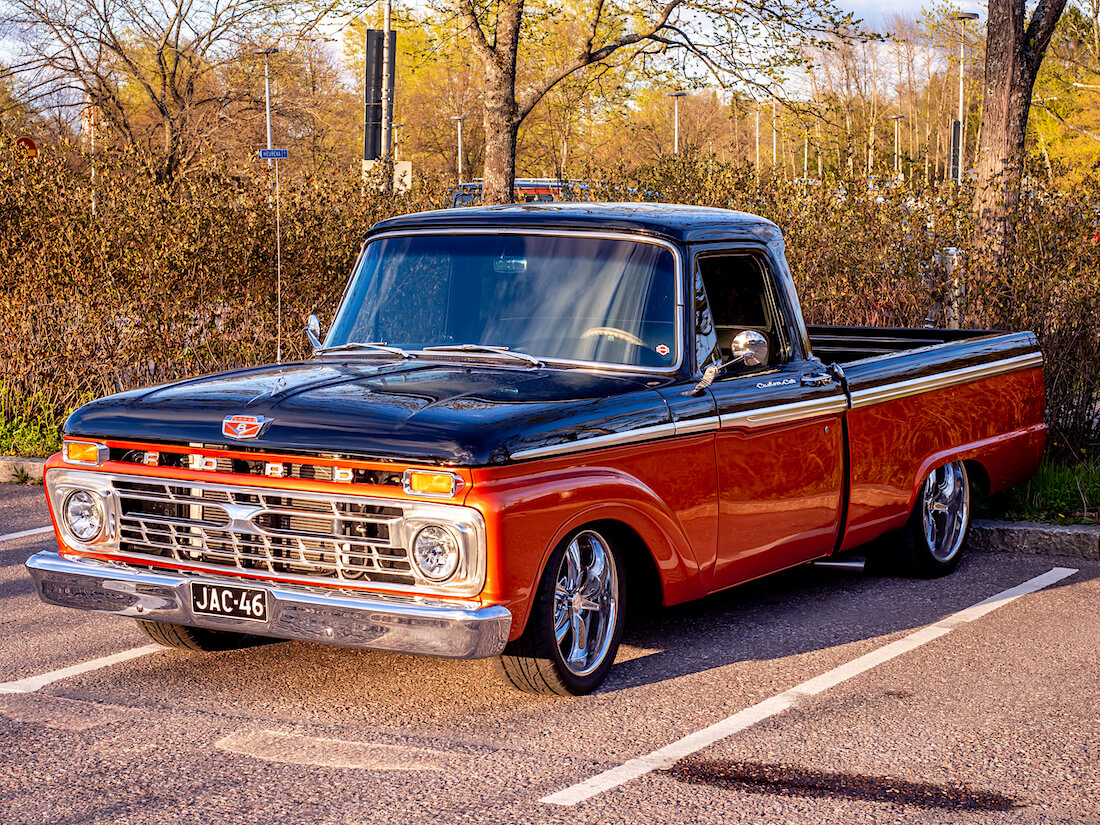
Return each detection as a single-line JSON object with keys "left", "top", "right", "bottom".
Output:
{"left": 667, "top": 91, "right": 686, "bottom": 154}
{"left": 889, "top": 114, "right": 906, "bottom": 176}
{"left": 451, "top": 115, "right": 467, "bottom": 183}
{"left": 953, "top": 12, "right": 979, "bottom": 183}
{"left": 254, "top": 47, "right": 279, "bottom": 166}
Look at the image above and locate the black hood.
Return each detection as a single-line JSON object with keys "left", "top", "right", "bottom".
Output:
{"left": 65, "top": 359, "right": 673, "bottom": 466}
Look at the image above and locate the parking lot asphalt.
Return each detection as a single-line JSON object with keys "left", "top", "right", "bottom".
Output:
{"left": 1, "top": 484, "right": 1097, "bottom": 825}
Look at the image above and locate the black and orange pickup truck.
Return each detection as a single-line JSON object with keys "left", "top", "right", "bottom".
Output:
{"left": 27, "top": 204, "right": 1045, "bottom": 695}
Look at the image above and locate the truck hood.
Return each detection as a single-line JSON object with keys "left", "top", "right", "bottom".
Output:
{"left": 64, "top": 359, "right": 673, "bottom": 465}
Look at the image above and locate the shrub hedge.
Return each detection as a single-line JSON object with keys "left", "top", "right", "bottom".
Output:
{"left": 2, "top": 142, "right": 1098, "bottom": 458}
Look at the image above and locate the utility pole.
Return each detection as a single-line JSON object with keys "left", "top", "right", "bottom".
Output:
{"left": 667, "top": 91, "right": 686, "bottom": 155}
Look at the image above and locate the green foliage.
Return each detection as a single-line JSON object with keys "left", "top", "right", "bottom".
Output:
{"left": 979, "top": 455, "right": 1100, "bottom": 524}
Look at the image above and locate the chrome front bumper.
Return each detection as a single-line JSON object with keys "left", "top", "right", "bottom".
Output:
{"left": 25, "top": 551, "right": 512, "bottom": 659}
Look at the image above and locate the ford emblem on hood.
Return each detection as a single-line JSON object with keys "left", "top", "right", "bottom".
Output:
{"left": 222, "top": 414, "right": 273, "bottom": 440}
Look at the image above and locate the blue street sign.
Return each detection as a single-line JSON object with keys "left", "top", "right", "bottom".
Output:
{"left": 259, "top": 148, "right": 288, "bottom": 159}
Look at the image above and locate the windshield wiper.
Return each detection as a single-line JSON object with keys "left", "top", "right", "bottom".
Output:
{"left": 316, "top": 341, "right": 412, "bottom": 358}
{"left": 420, "top": 344, "right": 543, "bottom": 367}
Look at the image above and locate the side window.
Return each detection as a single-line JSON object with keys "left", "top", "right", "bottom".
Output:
{"left": 696, "top": 253, "right": 788, "bottom": 368}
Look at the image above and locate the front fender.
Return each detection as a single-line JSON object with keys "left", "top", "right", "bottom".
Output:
{"left": 466, "top": 461, "right": 710, "bottom": 641}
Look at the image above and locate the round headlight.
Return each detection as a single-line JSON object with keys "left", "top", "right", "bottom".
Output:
{"left": 411, "top": 525, "right": 461, "bottom": 582}
{"left": 64, "top": 490, "right": 104, "bottom": 542}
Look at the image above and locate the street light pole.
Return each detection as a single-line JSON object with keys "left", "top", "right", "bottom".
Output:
{"left": 256, "top": 47, "right": 279, "bottom": 167}
{"left": 953, "top": 12, "right": 979, "bottom": 184}
{"left": 451, "top": 116, "right": 466, "bottom": 183}
{"left": 667, "top": 91, "right": 686, "bottom": 154}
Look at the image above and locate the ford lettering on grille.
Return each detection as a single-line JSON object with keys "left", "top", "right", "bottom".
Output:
{"left": 222, "top": 414, "right": 272, "bottom": 440}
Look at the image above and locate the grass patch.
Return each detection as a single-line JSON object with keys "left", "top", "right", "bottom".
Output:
{"left": 0, "top": 389, "right": 64, "bottom": 458}
{"left": 977, "top": 456, "right": 1100, "bottom": 525}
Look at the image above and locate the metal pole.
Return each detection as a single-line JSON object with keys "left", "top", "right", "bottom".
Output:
{"left": 803, "top": 133, "right": 808, "bottom": 178}
{"left": 381, "top": 0, "right": 392, "bottom": 158}
{"left": 772, "top": 100, "right": 777, "bottom": 167}
{"left": 957, "top": 38, "right": 964, "bottom": 183}
{"left": 953, "top": 13, "right": 978, "bottom": 184}
{"left": 755, "top": 108, "right": 760, "bottom": 173}
{"left": 263, "top": 55, "right": 273, "bottom": 165}
{"left": 674, "top": 96, "right": 680, "bottom": 154}
{"left": 451, "top": 116, "right": 466, "bottom": 183}
{"left": 275, "top": 157, "right": 283, "bottom": 363}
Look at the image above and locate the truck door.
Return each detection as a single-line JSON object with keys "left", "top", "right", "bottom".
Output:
{"left": 696, "top": 248, "right": 847, "bottom": 591}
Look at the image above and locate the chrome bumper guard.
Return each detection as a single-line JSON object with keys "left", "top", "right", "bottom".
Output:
{"left": 25, "top": 551, "right": 511, "bottom": 659}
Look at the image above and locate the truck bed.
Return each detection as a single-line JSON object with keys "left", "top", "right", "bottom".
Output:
{"left": 807, "top": 324, "right": 1000, "bottom": 364}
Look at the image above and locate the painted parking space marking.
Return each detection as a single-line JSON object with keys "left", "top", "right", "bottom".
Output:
{"left": 216, "top": 729, "right": 468, "bottom": 771}
{"left": 541, "top": 566, "right": 1079, "bottom": 807}
{"left": 0, "top": 526, "right": 52, "bottom": 543}
{"left": 0, "top": 644, "right": 163, "bottom": 695}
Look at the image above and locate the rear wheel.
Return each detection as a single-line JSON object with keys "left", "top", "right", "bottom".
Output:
{"left": 136, "top": 620, "right": 250, "bottom": 652}
{"left": 900, "top": 461, "right": 970, "bottom": 577}
{"left": 496, "top": 527, "right": 625, "bottom": 696}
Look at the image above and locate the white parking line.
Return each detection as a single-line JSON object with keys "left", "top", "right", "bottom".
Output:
{"left": 0, "top": 645, "right": 163, "bottom": 695}
{"left": 541, "top": 566, "right": 1079, "bottom": 807}
{"left": 0, "top": 526, "right": 52, "bottom": 543}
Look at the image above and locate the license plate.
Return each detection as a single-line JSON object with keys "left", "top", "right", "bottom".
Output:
{"left": 190, "top": 582, "right": 269, "bottom": 623}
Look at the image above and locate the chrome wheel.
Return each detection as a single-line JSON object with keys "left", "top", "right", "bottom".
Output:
{"left": 552, "top": 530, "right": 619, "bottom": 677}
{"left": 920, "top": 461, "right": 970, "bottom": 563}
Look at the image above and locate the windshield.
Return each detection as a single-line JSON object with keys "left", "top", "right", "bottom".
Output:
{"left": 326, "top": 233, "right": 679, "bottom": 369}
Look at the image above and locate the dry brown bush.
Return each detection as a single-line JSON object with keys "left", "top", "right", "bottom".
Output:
{"left": 2, "top": 144, "right": 1098, "bottom": 457}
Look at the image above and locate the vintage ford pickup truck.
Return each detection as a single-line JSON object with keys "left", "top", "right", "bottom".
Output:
{"left": 27, "top": 204, "right": 1046, "bottom": 695}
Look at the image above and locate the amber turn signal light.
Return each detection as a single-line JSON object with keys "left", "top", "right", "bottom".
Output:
{"left": 63, "top": 441, "right": 109, "bottom": 466}
{"left": 403, "top": 469, "right": 463, "bottom": 497}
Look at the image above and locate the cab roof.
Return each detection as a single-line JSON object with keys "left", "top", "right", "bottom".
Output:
{"left": 367, "top": 202, "right": 783, "bottom": 246}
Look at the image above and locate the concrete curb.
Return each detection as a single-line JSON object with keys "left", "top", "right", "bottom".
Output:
{"left": 968, "top": 518, "right": 1100, "bottom": 561}
{"left": 0, "top": 457, "right": 46, "bottom": 484}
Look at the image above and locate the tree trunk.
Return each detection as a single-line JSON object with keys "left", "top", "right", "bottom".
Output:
{"left": 482, "top": 85, "right": 519, "bottom": 204}
{"left": 972, "top": 0, "right": 1066, "bottom": 264}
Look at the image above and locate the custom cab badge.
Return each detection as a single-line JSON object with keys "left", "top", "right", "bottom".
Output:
{"left": 222, "top": 414, "right": 273, "bottom": 440}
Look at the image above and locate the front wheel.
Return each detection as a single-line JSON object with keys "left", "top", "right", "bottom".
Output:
{"left": 900, "top": 460, "right": 971, "bottom": 577}
{"left": 496, "top": 527, "right": 625, "bottom": 696}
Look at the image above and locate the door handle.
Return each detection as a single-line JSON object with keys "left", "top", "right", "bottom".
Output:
{"left": 801, "top": 372, "right": 833, "bottom": 387}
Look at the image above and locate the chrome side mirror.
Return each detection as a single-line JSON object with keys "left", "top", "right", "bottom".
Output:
{"left": 691, "top": 330, "right": 771, "bottom": 395}
{"left": 305, "top": 314, "right": 323, "bottom": 353}
{"left": 730, "top": 330, "right": 769, "bottom": 368}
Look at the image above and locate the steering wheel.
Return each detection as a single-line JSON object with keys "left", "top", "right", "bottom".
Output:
{"left": 579, "top": 326, "right": 646, "bottom": 347}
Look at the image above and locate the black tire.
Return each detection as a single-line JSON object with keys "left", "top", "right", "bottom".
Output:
{"left": 136, "top": 619, "right": 250, "bottom": 652}
{"left": 899, "top": 460, "right": 971, "bottom": 577}
{"left": 496, "top": 527, "right": 625, "bottom": 696}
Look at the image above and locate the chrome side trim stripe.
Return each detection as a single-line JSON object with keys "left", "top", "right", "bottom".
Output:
{"left": 720, "top": 396, "right": 849, "bottom": 429}
{"left": 510, "top": 422, "right": 679, "bottom": 461}
{"left": 849, "top": 352, "right": 1043, "bottom": 409}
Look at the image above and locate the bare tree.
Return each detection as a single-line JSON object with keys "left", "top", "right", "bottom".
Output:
{"left": 5, "top": 0, "right": 350, "bottom": 181}
{"left": 449, "top": 0, "right": 864, "bottom": 203}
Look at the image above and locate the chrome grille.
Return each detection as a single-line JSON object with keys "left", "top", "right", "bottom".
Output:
{"left": 114, "top": 478, "right": 414, "bottom": 585}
